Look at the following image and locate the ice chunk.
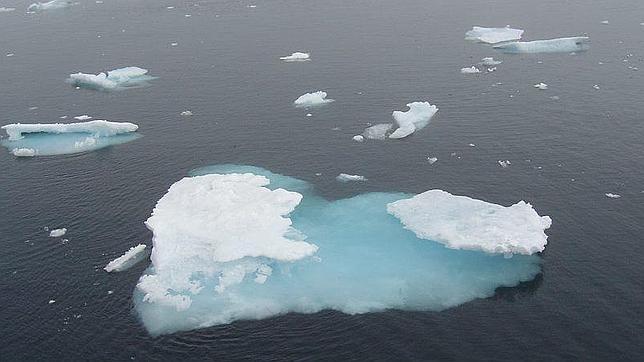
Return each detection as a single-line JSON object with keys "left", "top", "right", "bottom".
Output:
{"left": 280, "top": 52, "right": 310, "bottom": 62}
{"left": 67, "top": 67, "right": 155, "bottom": 91}
{"left": 1, "top": 120, "right": 140, "bottom": 156}
{"left": 460, "top": 66, "right": 481, "bottom": 74}
{"left": 494, "top": 37, "right": 590, "bottom": 54}
{"left": 534, "top": 82, "right": 548, "bottom": 90}
{"left": 180, "top": 110, "right": 193, "bottom": 116}
{"left": 605, "top": 193, "right": 621, "bottom": 199}
{"left": 294, "top": 91, "right": 334, "bottom": 107}
{"left": 27, "top": 0, "right": 72, "bottom": 12}
{"left": 48, "top": 300, "right": 56, "bottom": 304}
{"left": 134, "top": 165, "right": 545, "bottom": 335}
{"left": 389, "top": 102, "right": 438, "bottom": 139}
{"left": 336, "top": 173, "right": 367, "bottom": 182}
{"left": 427, "top": 157, "right": 438, "bottom": 164}
{"left": 362, "top": 123, "right": 392, "bottom": 140}
{"left": 601, "top": 20, "right": 609, "bottom": 25}
{"left": 498, "top": 160, "right": 511, "bottom": 168}
{"left": 104, "top": 244, "right": 148, "bottom": 272}
{"left": 480, "top": 57, "right": 502, "bottom": 66}
{"left": 0, "top": 7, "right": 16, "bottom": 12}
{"left": 352, "top": 135, "right": 364, "bottom": 142}
{"left": 465, "top": 26, "right": 524, "bottom": 44}
{"left": 593, "top": 84, "right": 600, "bottom": 90}
{"left": 73, "top": 115, "right": 92, "bottom": 121}
{"left": 49, "top": 228, "right": 67, "bottom": 237}
{"left": 387, "top": 190, "right": 552, "bottom": 255}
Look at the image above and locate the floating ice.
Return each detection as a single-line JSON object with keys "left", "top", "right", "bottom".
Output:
{"left": 336, "top": 173, "right": 367, "bottom": 182}
{"left": 498, "top": 160, "right": 511, "bottom": 168}
{"left": 1, "top": 120, "right": 140, "bottom": 156}
{"left": 28, "top": 0, "right": 72, "bottom": 12}
{"left": 362, "top": 123, "right": 392, "bottom": 140}
{"left": 593, "top": 84, "right": 600, "bottom": 90}
{"left": 294, "top": 91, "right": 334, "bottom": 107}
{"left": 68, "top": 67, "right": 155, "bottom": 91}
{"left": 49, "top": 228, "right": 67, "bottom": 238}
{"left": 352, "top": 135, "right": 364, "bottom": 142}
{"left": 73, "top": 115, "right": 92, "bottom": 121}
{"left": 465, "top": 26, "right": 524, "bottom": 44}
{"left": 461, "top": 66, "right": 481, "bottom": 74}
{"left": 387, "top": 190, "right": 552, "bottom": 255}
{"left": 601, "top": 20, "right": 609, "bottom": 25}
{"left": 427, "top": 157, "right": 438, "bottom": 164}
{"left": 280, "top": 52, "right": 310, "bottom": 62}
{"left": 0, "top": 7, "right": 15, "bottom": 12}
{"left": 534, "top": 82, "right": 548, "bottom": 90}
{"left": 389, "top": 102, "right": 438, "bottom": 139}
{"left": 605, "top": 193, "right": 621, "bottom": 199}
{"left": 134, "top": 165, "right": 547, "bottom": 335}
{"left": 480, "top": 57, "right": 502, "bottom": 66}
{"left": 180, "top": 111, "right": 193, "bottom": 116}
{"left": 494, "top": 37, "right": 590, "bottom": 54}
{"left": 105, "top": 244, "right": 148, "bottom": 272}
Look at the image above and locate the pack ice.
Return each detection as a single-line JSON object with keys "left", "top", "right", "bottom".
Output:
{"left": 494, "top": 37, "right": 590, "bottom": 53}
{"left": 28, "top": 0, "right": 72, "bottom": 12}
{"left": 134, "top": 165, "right": 550, "bottom": 335}
{"left": 68, "top": 67, "right": 155, "bottom": 91}
{"left": 1, "top": 120, "right": 140, "bottom": 156}
{"left": 465, "top": 26, "right": 524, "bottom": 44}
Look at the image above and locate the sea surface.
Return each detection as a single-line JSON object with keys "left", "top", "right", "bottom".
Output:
{"left": 1, "top": 0, "right": 643, "bottom": 360}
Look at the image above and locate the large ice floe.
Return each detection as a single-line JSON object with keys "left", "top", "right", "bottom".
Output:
{"left": 294, "top": 91, "right": 334, "bottom": 107}
{"left": 67, "top": 67, "right": 155, "bottom": 91}
{"left": 134, "top": 165, "right": 551, "bottom": 335}
{"left": 389, "top": 102, "right": 438, "bottom": 139}
{"left": 465, "top": 26, "right": 524, "bottom": 44}
{"left": 1, "top": 120, "right": 140, "bottom": 156}
{"left": 27, "top": 0, "right": 72, "bottom": 12}
{"left": 494, "top": 37, "right": 590, "bottom": 53}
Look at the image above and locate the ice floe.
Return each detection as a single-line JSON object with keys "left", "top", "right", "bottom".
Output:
{"left": 104, "top": 244, "right": 148, "bottom": 272}
{"left": 494, "top": 37, "right": 590, "bottom": 53}
{"left": 280, "top": 52, "right": 310, "bottom": 62}
{"left": 534, "top": 82, "right": 548, "bottom": 90}
{"left": 0, "top": 7, "right": 15, "bottom": 12}
{"left": 336, "top": 173, "right": 367, "bottom": 182}
{"left": 49, "top": 228, "right": 67, "bottom": 237}
{"left": 427, "top": 157, "right": 438, "bottom": 164}
{"left": 498, "top": 160, "right": 511, "bottom": 168}
{"left": 294, "top": 91, "right": 334, "bottom": 107}
{"left": 480, "top": 57, "right": 502, "bottom": 66}
{"left": 28, "top": 0, "right": 72, "bottom": 12}
{"left": 461, "top": 66, "right": 481, "bottom": 74}
{"left": 352, "top": 135, "right": 364, "bottom": 142}
{"left": 389, "top": 102, "right": 438, "bottom": 139}
{"left": 180, "top": 110, "right": 193, "bottom": 116}
{"left": 387, "top": 190, "right": 552, "bottom": 255}
{"left": 605, "top": 193, "right": 621, "bottom": 199}
{"left": 68, "top": 67, "right": 155, "bottom": 91}
{"left": 465, "top": 26, "right": 524, "bottom": 44}
{"left": 1, "top": 120, "right": 140, "bottom": 156}
{"left": 362, "top": 123, "right": 392, "bottom": 140}
{"left": 73, "top": 115, "right": 92, "bottom": 121}
{"left": 134, "top": 165, "right": 548, "bottom": 335}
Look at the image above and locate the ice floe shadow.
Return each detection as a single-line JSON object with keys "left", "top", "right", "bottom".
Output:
{"left": 133, "top": 165, "right": 547, "bottom": 335}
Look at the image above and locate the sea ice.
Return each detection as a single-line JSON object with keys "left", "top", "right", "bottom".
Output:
{"left": 389, "top": 102, "right": 438, "bottom": 139}
{"left": 104, "top": 244, "right": 148, "bottom": 272}
{"left": 352, "top": 135, "right": 364, "bottom": 142}
{"left": 294, "top": 91, "right": 334, "bottom": 107}
{"left": 494, "top": 37, "right": 590, "bottom": 54}
{"left": 427, "top": 157, "right": 438, "bottom": 164}
{"left": 49, "top": 228, "right": 67, "bottom": 238}
{"left": 498, "top": 160, "right": 511, "bottom": 168}
{"left": 605, "top": 193, "right": 621, "bottom": 199}
{"left": 465, "top": 26, "right": 524, "bottom": 44}
{"left": 134, "top": 165, "right": 548, "bottom": 335}
{"left": 534, "top": 82, "right": 548, "bottom": 90}
{"left": 480, "top": 57, "right": 502, "bottom": 66}
{"left": 27, "top": 0, "right": 72, "bottom": 12}
{"left": 1, "top": 120, "right": 140, "bottom": 156}
{"left": 387, "top": 190, "right": 552, "bottom": 255}
{"left": 461, "top": 66, "right": 481, "bottom": 74}
{"left": 336, "top": 173, "right": 367, "bottom": 182}
{"left": 180, "top": 111, "right": 193, "bottom": 116}
{"left": 0, "top": 7, "right": 16, "bottom": 12}
{"left": 74, "top": 115, "right": 92, "bottom": 121}
{"left": 280, "top": 52, "right": 310, "bottom": 62}
{"left": 362, "top": 123, "right": 392, "bottom": 140}
{"left": 68, "top": 67, "right": 155, "bottom": 91}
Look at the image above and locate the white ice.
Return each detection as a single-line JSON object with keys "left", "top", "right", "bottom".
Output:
{"left": 480, "top": 57, "right": 502, "bottom": 66}
{"left": 494, "top": 37, "right": 590, "bottom": 54}
{"left": 104, "top": 244, "right": 148, "bottom": 272}
{"left": 336, "top": 173, "right": 367, "bottom": 182}
{"left": 280, "top": 52, "right": 310, "bottom": 62}
{"left": 427, "top": 157, "right": 438, "bottom": 164}
{"left": 534, "top": 82, "right": 548, "bottom": 90}
{"left": 605, "top": 193, "right": 621, "bottom": 199}
{"left": 28, "top": 0, "right": 72, "bottom": 12}
{"left": 294, "top": 91, "right": 334, "bottom": 107}
{"left": 73, "top": 115, "right": 92, "bottom": 121}
{"left": 362, "top": 123, "right": 392, "bottom": 140}
{"left": 0, "top": 7, "right": 16, "bottom": 12}
{"left": 49, "top": 228, "right": 67, "bottom": 238}
{"left": 12, "top": 148, "right": 36, "bottom": 157}
{"left": 460, "top": 66, "right": 481, "bottom": 74}
{"left": 465, "top": 26, "right": 524, "bottom": 44}
{"left": 352, "top": 135, "right": 364, "bottom": 142}
{"left": 68, "top": 67, "right": 155, "bottom": 91}
{"left": 498, "top": 160, "right": 511, "bottom": 168}
{"left": 389, "top": 102, "right": 438, "bottom": 139}
{"left": 2, "top": 120, "right": 138, "bottom": 141}
{"left": 387, "top": 190, "right": 552, "bottom": 255}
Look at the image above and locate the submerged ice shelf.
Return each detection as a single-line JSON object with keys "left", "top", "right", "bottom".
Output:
{"left": 68, "top": 67, "right": 155, "bottom": 91}
{"left": 494, "top": 37, "right": 590, "bottom": 53}
{"left": 1, "top": 120, "right": 140, "bottom": 156}
{"left": 134, "top": 165, "right": 551, "bottom": 335}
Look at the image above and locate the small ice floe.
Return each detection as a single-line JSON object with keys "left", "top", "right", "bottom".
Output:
{"left": 480, "top": 57, "right": 502, "bottom": 66}
{"left": 247, "top": 5, "right": 257, "bottom": 8}
{"left": 534, "top": 82, "right": 548, "bottom": 90}
{"left": 104, "top": 244, "right": 148, "bottom": 272}
{"left": 6, "top": 53, "right": 15, "bottom": 57}
{"left": 336, "top": 173, "right": 367, "bottom": 182}
{"left": 74, "top": 115, "right": 92, "bottom": 121}
{"left": 280, "top": 52, "right": 310, "bottom": 62}
{"left": 49, "top": 228, "right": 67, "bottom": 237}
{"left": 461, "top": 66, "right": 481, "bottom": 74}
{"left": 427, "top": 157, "right": 438, "bottom": 164}
{"left": 352, "top": 135, "right": 364, "bottom": 142}
{"left": 170, "top": 42, "right": 178, "bottom": 47}
{"left": 389, "top": 102, "right": 438, "bottom": 139}
{"left": 550, "top": 96, "right": 560, "bottom": 100}
{"left": 68, "top": 67, "right": 156, "bottom": 91}
{"left": 294, "top": 91, "right": 334, "bottom": 107}
{"left": 48, "top": 300, "right": 56, "bottom": 304}
{"left": 494, "top": 37, "right": 590, "bottom": 53}
{"left": 107, "top": 290, "right": 113, "bottom": 295}
{"left": 469, "top": 143, "right": 476, "bottom": 147}
{"left": 605, "top": 193, "right": 621, "bottom": 199}
{"left": 306, "top": 113, "right": 312, "bottom": 117}
{"left": 593, "top": 84, "right": 600, "bottom": 90}
{"left": 465, "top": 26, "right": 524, "bottom": 44}
{"left": 362, "top": 123, "right": 392, "bottom": 140}
{"left": 0, "top": 7, "right": 16, "bottom": 12}
{"left": 12, "top": 148, "right": 36, "bottom": 157}
{"left": 180, "top": 110, "right": 193, "bottom": 116}
{"left": 28, "top": 0, "right": 72, "bottom": 12}
{"left": 601, "top": 20, "right": 609, "bottom": 25}
{"left": 498, "top": 160, "right": 511, "bottom": 168}
{"left": 487, "top": 67, "right": 497, "bottom": 72}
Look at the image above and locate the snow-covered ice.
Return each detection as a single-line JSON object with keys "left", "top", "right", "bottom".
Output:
{"left": 68, "top": 67, "right": 155, "bottom": 91}
{"left": 465, "top": 26, "right": 524, "bottom": 44}
{"left": 28, "top": 0, "right": 72, "bottom": 12}
{"left": 480, "top": 57, "right": 502, "bottom": 66}
{"left": 352, "top": 135, "right": 364, "bottom": 142}
{"left": 362, "top": 123, "right": 392, "bottom": 140}
{"left": 461, "top": 66, "right": 481, "bottom": 74}
{"left": 280, "top": 52, "right": 310, "bottom": 62}
{"left": 336, "top": 173, "right": 367, "bottom": 182}
{"left": 387, "top": 190, "right": 552, "bottom": 255}
{"left": 494, "top": 37, "right": 590, "bottom": 53}
{"left": 2, "top": 120, "right": 138, "bottom": 141}
{"left": 534, "top": 82, "right": 548, "bottom": 90}
{"left": 294, "top": 91, "right": 334, "bottom": 107}
{"left": 389, "top": 102, "right": 438, "bottom": 139}
{"left": 104, "top": 244, "right": 148, "bottom": 272}
{"left": 49, "top": 228, "right": 67, "bottom": 238}
{"left": 11, "top": 148, "right": 36, "bottom": 157}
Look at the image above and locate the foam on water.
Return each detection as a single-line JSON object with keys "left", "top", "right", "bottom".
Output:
{"left": 134, "top": 165, "right": 547, "bottom": 335}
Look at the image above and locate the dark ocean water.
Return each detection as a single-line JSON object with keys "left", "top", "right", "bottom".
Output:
{"left": 1, "top": 0, "right": 643, "bottom": 360}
